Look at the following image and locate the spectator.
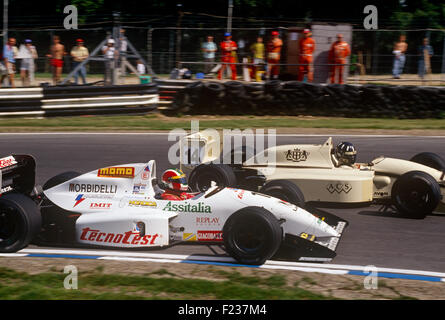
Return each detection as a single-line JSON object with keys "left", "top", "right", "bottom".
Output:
{"left": 47, "top": 35, "right": 66, "bottom": 85}
{"left": 250, "top": 36, "right": 265, "bottom": 81}
{"left": 328, "top": 33, "right": 351, "bottom": 84}
{"left": 19, "top": 39, "right": 38, "bottom": 87}
{"left": 102, "top": 38, "right": 119, "bottom": 85}
{"left": 0, "top": 51, "right": 7, "bottom": 87}
{"left": 218, "top": 32, "right": 237, "bottom": 80}
{"left": 266, "top": 31, "right": 283, "bottom": 80}
{"left": 201, "top": 36, "right": 217, "bottom": 74}
{"left": 70, "top": 39, "right": 89, "bottom": 85}
{"left": 418, "top": 37, "right": 433, "bottom": 80}
{"left": 392, "top": 35, "right": 408, "bottom": 79}
{"left": 3, "top": 37, "right": 18, "bottom": 87}
{"left": 136, "top": 59, "right": 146, "bottom": 75}
{"left": 297, "top": 29, "right": 315, "bottom": 82}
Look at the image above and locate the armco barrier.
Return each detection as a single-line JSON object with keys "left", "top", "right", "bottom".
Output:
{"left": 170, "top": 80, "right": 445, "bottom": 119}
{"left": 0, "top": 83, "right": 159, "bottom": 117}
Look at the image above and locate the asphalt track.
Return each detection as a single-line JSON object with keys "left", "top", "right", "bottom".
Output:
{"left": 1, "top": 133, "right": 445, "bottom": 273}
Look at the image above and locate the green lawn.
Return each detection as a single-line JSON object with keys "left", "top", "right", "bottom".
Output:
{"left": 0, "top": 114, "right": 445, "bottom": 132}
{"left": 0, "top": 266, "right": 329, "bottom": 300}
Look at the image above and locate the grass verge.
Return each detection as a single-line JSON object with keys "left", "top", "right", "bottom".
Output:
{"left": 0, "top": 266, "right": 329, "bottom": 300}
{"left": 1, "top": 114, "right": 445, "bottom": 132}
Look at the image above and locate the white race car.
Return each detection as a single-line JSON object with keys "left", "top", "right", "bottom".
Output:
{"left": 0, "top": 157, "right": 347, "bottom": 265}
{"left": 181, "top": 132, "right": 445, "bottom": 219}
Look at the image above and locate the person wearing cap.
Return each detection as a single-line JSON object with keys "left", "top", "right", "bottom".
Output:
{"left": 298, "top": 29, "right": 315, "bottom": 82}
{"left": 19, "top": 39, "right": 38, "bottom": 86}
{"left": 328, "top": 33, "right": 351, "bottom": 84}
{"left": 102, "top": 38, "right": 119, "bottom": 85}
{"left": 266, "top": 31, "right": 283, "bottom": 79}
{"left": 218, "top": 32, "right": 238, "bottom": 80}
{"left": 70, "top": 39, "right": 89, "bottom": 84}
{"left": 46, "top": 35, "right": 66, "bottom": 85}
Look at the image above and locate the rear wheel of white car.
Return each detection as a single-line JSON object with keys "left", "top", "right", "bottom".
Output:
{"left": 0, "top": 193, "right": 41, "bottom": 253}
{"left": 259, "top": 180, "right": 305, "bottom": 208}
{"left": 188, "top": 164, "right": 237, "bottom": 192}
{"left": 223, "top": 206, "right": 282, "bottom": 265}
{"left": 391, "top": 171, "right": 441, "bottom": 219}
{"left": 410, "top": 152, "right": 445, "bottom": 171}
{"left": 42, "top": 171, "right": 81, "bottom": 190}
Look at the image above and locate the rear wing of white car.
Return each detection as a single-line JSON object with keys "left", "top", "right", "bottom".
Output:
{"left": 0, "top": 155, "right": 36, "bottom": 196}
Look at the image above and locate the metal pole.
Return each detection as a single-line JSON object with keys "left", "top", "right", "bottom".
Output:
{"left": 3, "top": 0, "right": 8, "bottom": 48}
{"left": 442, "top": 31, "right": 445, "bottom": 82}
{"left": 176, "top": 4, "right": 183, "bottom": 69}
{"left": 147, "top": 26, "right": 152, "bottom": 68}
{"left": 227, "top": 0, "right": 233, "bottom": 33}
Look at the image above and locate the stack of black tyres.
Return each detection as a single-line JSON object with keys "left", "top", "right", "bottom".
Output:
{"left": 171, "top": 80, "right": 445, "bottom": 118}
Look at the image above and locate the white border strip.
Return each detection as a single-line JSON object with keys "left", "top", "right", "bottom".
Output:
{"left": 18, "top": 248, "right": 445, "bottom": 279}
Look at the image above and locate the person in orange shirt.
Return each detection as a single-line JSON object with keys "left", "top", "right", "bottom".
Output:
{"left": 298, "top": 29, "right": 315, "bottom": 82}
{"left": 218, "top": 32, "right": 238, "bottom": 80}
{"left": 329, "top": 34, "right": 351, "bottom": 84}
{"left": 266, "top": 31, "right": 283, "bottom": 79}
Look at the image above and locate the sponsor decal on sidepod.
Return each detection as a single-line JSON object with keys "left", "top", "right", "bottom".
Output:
{"left": 163, "top": 201, "right": 211, "bottom": 213}
{"left": 69, "top": 183, "right": 117, "bottom": 194}
{"left": 80, "top": 227, "right": 158, "bottom": 245}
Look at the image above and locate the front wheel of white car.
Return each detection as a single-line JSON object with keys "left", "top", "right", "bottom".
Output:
{"left": 391, "top": 171, "right": 441, "bottom": 219}
{"left": 259, "top": 180, "right": 305, "bottom": 208}
{"left": 188, "top": 164, "right": 237, "bottom": 192}
{"left": 223, "top": 207, "right": 282, "bottom": 265}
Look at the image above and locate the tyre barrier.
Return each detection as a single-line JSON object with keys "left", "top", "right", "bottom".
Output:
{"left": 171, "top": 80, "right": 445, "bottom": 118}
{"left": 0, "top": 83, "right": 159, "bottom": 117}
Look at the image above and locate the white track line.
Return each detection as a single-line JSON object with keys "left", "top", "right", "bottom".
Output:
{"left": 18, "top": 248, "right": 445, "bottom": 279}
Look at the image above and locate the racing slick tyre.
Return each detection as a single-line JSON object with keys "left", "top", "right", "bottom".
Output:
{"left": 410, "top": 152, "right": 445, "bottom": 171}
{"left": 223, "top": 206, "right": 282, "bottom": 265}
{"left": 188, "top": 164, "right": 237, "bottom": 192}
{"left": 221, "top": 145, "right": 255, "bottom": 166}
{"left": 259, "top": 180, "right": 305, "bottom": 208}
{"left": 42, "top": 171, "right": 82, "bottom": 190}
{"left": 0, "top": 193, "right": 41, "bottom": 253}
{"left": 391, "top": 171, "right": 441, "bottom": 219}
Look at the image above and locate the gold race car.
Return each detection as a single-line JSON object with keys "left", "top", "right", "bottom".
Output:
{"left": 180, "top": 132, "right": 445, "bottom": 219}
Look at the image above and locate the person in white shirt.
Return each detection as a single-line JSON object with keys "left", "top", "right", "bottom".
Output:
{"left": 19, "top": 39, "right": 38, "bottom": 86}
{"left": 102, "top": 39, "right": 118, "bottom": 85}
{"left": 136, "top": 60, "right": 146, "bottom": 75}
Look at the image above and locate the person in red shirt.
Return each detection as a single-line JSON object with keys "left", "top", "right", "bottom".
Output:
{"left": 160, "top": 168, "right": 196, "bottom": 201}
{"left": 298, "top": 29, "right": 315, "bottom": 82}
{"left": 266, "top": 31, "right": 283, "bottom": 79}
{"left": 329, "top": 34, "right": 351, "bottom": 84}
{"left": 218, "top": 32, "right": 238, "bottom": 80}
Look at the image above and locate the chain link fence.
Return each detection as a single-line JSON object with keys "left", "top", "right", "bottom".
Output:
{"left": 5, "top": 26, "right": 445, "bottom": 85}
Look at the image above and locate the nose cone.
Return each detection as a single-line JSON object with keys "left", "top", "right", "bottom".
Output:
{"left": 309, "top": 217, "right": 340, "bottom": 238}
{"left": 296, "top": 207, "right": 340, "bottom": 238}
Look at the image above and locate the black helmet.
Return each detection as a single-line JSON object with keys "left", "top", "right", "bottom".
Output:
{"left": 335, "top": 142, "right": 357, "bottom": 166}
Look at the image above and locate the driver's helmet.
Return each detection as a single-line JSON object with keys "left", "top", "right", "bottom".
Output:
{"left": 161, "top": 168, "right": 188, "bottom": 191}
{"left": 335, "top": 142, "right": 357, "bottom": 166}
